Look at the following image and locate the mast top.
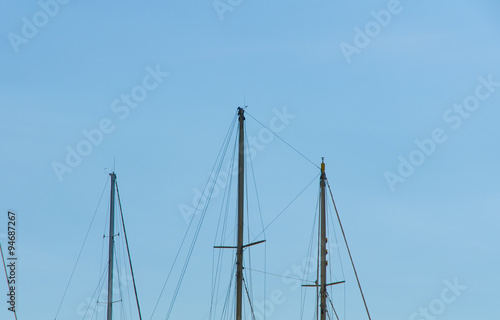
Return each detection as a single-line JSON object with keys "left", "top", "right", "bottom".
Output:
{"left": 321, "top": 157, "right": 325, "bottom": 173}
{"left": 237, "top": 106, "right": 247, "bottom": 117}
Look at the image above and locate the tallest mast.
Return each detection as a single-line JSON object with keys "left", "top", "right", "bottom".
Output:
{"left": 320, "top": 160, "right": 327, "bottom": 320}
{"left": 214, "top": 108, "right": 264, "bottom": 319}
{"left": 236, "top": 107, "right": 245, "bottom": 320}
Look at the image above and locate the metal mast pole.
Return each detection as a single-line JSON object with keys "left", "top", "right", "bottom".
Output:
{"left": 107, "top": 172, "right": 117, "bottom": 320}
{"left": 320, "top": 160, "right": 327, "bottom": 320}
{"left": 236, "top": 107, "right": 245, "bottom": 320}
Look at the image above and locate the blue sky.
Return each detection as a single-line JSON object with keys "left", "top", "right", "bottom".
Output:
{"left": 1, "top": 0, "right": 499, "bottom": 319}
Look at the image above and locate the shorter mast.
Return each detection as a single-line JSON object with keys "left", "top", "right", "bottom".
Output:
{"left": 107, "top": 172, "right": 116, "bottom": 320}
{"left": 302, "top": 159, "right": 344, "bottom": 320}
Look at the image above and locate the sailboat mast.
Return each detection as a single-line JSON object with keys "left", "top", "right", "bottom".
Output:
{"left": 107, "top": 172, "right": 117, "bottom": 320}
{"left": 320, "top": 160, "right": 327, "bottom": 320}
{"left": 236, "top": 107, "right": 245, "bottom": 320}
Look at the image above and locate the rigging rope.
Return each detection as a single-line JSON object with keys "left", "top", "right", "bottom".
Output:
{"left": 325, "top": 178, "right": 372, "bottom": 320}
{"left": 116, "top": 182, "right": 143, "bottom": 320}
{"left": 114, "top": 253, "right": 127, "bottom": 320}
{"left": 150, "top": 113, "right": 237, "bottom": 320}
{"left": 54, "top": 176, "right": 109, "bottom": 320}
{"left": 300, "top": 192, "right": 319, "bottom": 320}
{"left": 161, "top": 113, "right": 238, "bottom": 320}
{"left": 246, "top": 124, "right": 268, "bottom": 320}
{"left": 222, "top": 262, "right": 236, "bottom": 320}
{"left": 327, "top": 295, "right": 341, "bottom": 320}
{"left": 210, "top": 123, "right": 238, "bottom": 320}
{"left": 327, "top": 198, "right": 346, "bottom": 282}
{"left": 243, "top": 277, "right": 257, "bottom": 320}
{"left": 244, "top": 134, "right": 254, "bottom": 303}
{"left": 245, "top": 267, "right": 314, "bottom": 283}
{"left": 326, "top": 196, "right": 347, "bottom": 320}
{"left": 82, "top": 262, "right": 108, "bottom": 320}
{"left": 251, "top": 173, "right": 320, "bottom": 242}
{"left": 245, "top": 111, "right": 320, "bottom": 170}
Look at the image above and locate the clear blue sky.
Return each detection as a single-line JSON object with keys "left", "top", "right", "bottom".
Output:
{"left": 1, "top": 1, "right": 499, "bottom": 319}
